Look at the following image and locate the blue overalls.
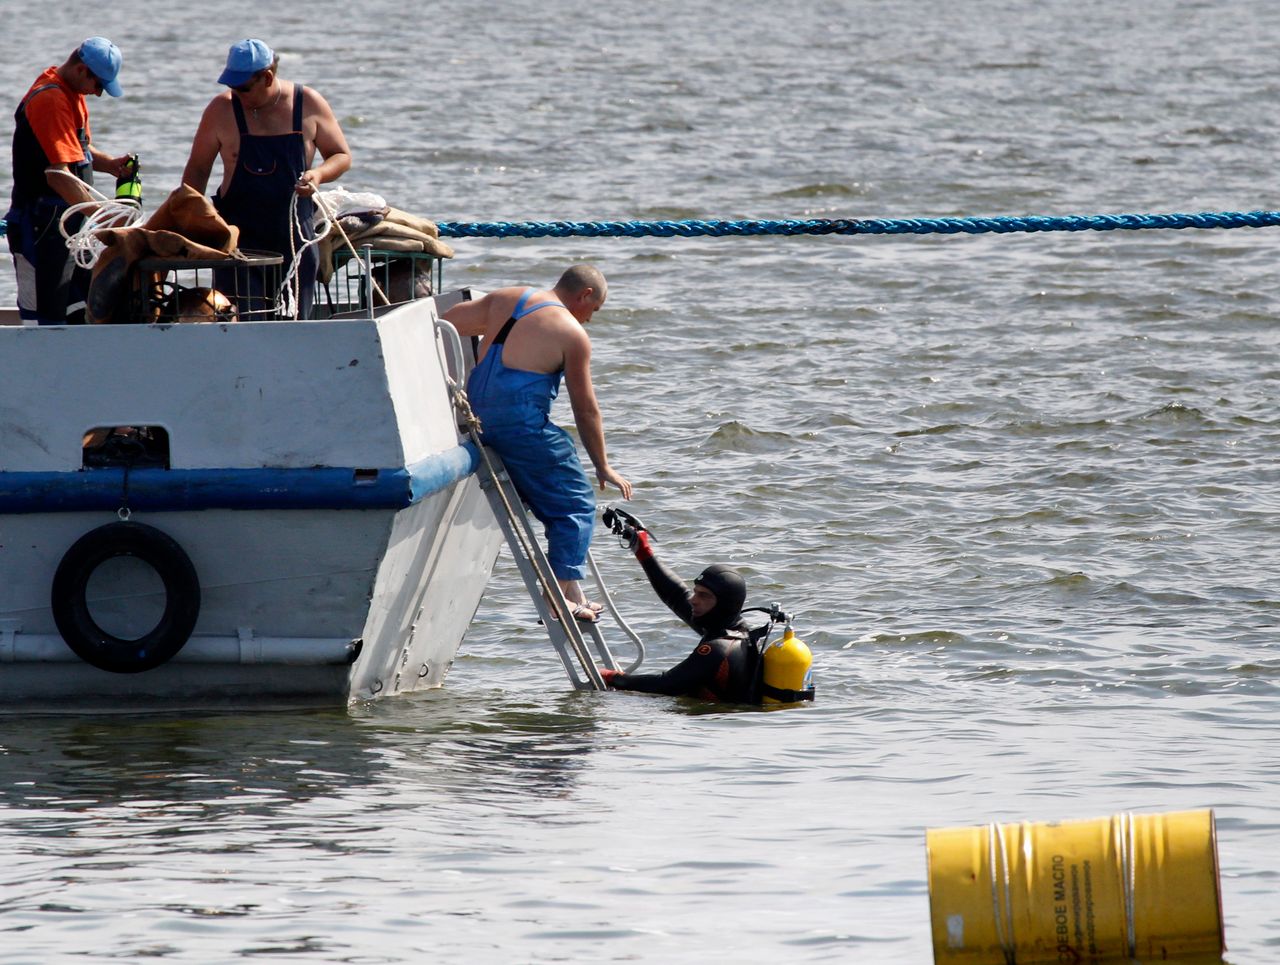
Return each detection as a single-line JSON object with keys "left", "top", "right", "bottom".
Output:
{"left": 213, "top": 85, "right": 317, "bottom": 319}
{"left": 5, "top": 82, "right": 93, "bottom": 324}
{"left": 468, "top": 289, "right": 596, "bottom": 580}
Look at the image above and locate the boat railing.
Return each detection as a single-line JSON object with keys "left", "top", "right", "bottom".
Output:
{"left": 314, "top": 245, "right": 443, "bottom": 320}
{"left": 433, "top": 309, "right": 470, "bottom": 392}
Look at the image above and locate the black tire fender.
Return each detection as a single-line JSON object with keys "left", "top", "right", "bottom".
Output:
{"left": 51, "top": 521, "right": 201, "bottom": 674}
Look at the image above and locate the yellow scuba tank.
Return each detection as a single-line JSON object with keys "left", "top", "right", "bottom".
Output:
{"left": 760, "top": 626, "right": 815, "bottom": 705}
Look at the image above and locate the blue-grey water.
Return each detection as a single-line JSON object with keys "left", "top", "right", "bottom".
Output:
{"left": 2, "top": 2, "right": 1278, "bottom": 962}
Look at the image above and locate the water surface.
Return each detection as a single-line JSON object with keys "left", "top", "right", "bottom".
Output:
{"left": 1, "top": 2, "right": 1277, "bottom": 961}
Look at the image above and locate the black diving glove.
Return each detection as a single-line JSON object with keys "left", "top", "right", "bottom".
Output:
{"left": 603, "top": 505, "right": 653, "bottom": 560}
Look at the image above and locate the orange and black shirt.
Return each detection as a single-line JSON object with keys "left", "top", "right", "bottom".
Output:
{"left": 11, "top": 68, "right": 92, "bottom": 205}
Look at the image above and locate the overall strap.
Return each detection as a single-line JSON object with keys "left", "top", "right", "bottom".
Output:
{"left": 17, "top": 83, "right": 61, "bottom": 118}
{"left": 493, "top": 288, "right": 536, "bottom": 344}
{"left": 494, "top": 288, "right": 568, "bottom": 345}
{"left": 230, "top": 94, "right": 249, "bottom": 134}
{"left": 511, "top": 287, "right": 565, "bottom": 320}
{"left": 510, "top": 287, "right": 536, "bottom": 319}
{"left": 492, "top": 314, "right": 520, "bottom": 346}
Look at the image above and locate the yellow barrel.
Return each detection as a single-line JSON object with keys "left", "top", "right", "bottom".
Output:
{"left": 926, "top": 810, "right": 1224, "bottom": 964}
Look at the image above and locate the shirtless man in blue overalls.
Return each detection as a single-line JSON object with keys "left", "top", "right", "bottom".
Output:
{"left": 181, "top": 39, "right": 351, "bottom": 319}
{"left": 443, "top": 265, "right": 633, "bottom": 622}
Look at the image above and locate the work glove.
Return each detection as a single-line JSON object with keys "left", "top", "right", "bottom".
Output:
{"left": 600, "top": 668, "right": 622, "bottom": 685}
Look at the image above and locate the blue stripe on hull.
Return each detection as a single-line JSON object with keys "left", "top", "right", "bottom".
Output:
{"left": 0, "top": 443, "right": 481, "bottom": 514}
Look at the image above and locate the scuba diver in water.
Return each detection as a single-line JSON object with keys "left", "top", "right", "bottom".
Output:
{"left": 598, "top": 507, "right": 761, "bottom": 703}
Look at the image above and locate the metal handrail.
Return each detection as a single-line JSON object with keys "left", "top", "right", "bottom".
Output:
{"left": 433, "top": 315, "right": 468, "bottom": 390}
{"left": 586, "top": 549, "right": 645, "bottom": 673}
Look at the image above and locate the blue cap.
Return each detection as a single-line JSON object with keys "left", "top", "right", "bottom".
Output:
{"left": 77, "top": 37, "right": 123, "bottom": 97}
{"left": 218, "top": 39, "right": 274, "bottom": 87}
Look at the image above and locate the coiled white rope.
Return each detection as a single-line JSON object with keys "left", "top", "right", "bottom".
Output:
{"left": 49, "top": 169, "right": 143, "bottom": 270}
{"left": 274, "top": 189, "right": 334, "bottom": 320}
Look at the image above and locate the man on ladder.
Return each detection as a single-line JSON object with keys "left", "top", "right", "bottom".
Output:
{"left": 443, "top": 265, "right": 632, "bottom": 623}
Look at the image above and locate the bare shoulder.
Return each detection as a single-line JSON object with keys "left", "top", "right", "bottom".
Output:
{"left": 300, "top": 84, "right": 338, "bottom": 117}
{"left": 443, "top": 286, "right": 519, "bottom": 334}
{"left": 554, "top": 312, "right": 592, "bottom": 354}
{"left": 483, "top": 286, "right": 529, "bottom": 316}
{"left": 191, "top": 92, "right": 237, "bottom": 144}
{"left": 563, "top": 317, "right": 592, "bottom": 344}
{"left": 559, "top": 321, "right": 594, "bottom": 386}
{"left": 197, "top": 92, "right": 235, "bottom": 125}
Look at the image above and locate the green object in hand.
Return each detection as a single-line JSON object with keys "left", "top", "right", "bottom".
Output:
{"left": 115, "top": 154, "right": 142, "bottom": 205}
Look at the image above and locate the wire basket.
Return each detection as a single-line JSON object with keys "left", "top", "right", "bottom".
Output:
{"left": 320, "top": 248, "right": 442, "bottom": 318}
{"left": 129, "top": 250, "right": 284, "bottom": 323}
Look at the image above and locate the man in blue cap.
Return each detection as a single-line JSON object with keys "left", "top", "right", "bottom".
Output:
{"left": 6, "top": 38, "right": 135, "bottom": 323}
{"left": 181, "top": 39, "right": 351, "bottom": 320}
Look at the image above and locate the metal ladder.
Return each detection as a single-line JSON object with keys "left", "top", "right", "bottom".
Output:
{"left": 434, "top": 314, "right": 644, "bottom": 691}
{"left": 476, "top": 452, "right": 645, "bottom": 690}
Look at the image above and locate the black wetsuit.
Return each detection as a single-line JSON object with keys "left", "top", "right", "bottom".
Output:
{"left": 608, "top": 551, "right": 757, "bottom": 703}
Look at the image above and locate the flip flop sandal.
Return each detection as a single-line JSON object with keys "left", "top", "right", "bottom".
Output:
{"left": 540, "top": 602, "right": 601, "bottom": 625}
{"left": 571, "top": 603, "right": 600, "bottom": 623}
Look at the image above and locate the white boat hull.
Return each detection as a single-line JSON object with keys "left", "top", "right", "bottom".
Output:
{"left": 0, "top": 296, "right": 502, "bottom": 709}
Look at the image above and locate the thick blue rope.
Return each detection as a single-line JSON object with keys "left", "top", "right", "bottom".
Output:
{"left": 4, "top": 209, "right": 1279, "bottom": 241}
{"left": 434, "top": 209, "right": 1280, "bottom": 239}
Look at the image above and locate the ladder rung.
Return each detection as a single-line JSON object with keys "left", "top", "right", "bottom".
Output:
{"left": 477, "top": 450, "right": 612, "bottom": 690}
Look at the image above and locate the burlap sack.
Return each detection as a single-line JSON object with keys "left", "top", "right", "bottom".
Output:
{"left": 315, "top": 206, "right": 453, "bottom": 282}
{"left": 144, "top": 184, "right": 239, "bottom": 251}
{"left": 87, "top": 190, "right": 245, "bottom": 323}
{"left": 383, "top": 206, "right": 439, "bottom": 238}
{"left": 87, "top": 226, "right": 152, "bottom": 324}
